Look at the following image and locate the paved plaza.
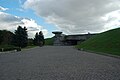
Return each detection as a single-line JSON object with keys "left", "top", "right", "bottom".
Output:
{"left": 0, "top": 46, "right": 120, "bottom": 80}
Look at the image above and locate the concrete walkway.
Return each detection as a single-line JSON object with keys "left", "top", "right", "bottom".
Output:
{"left": 0, "top": 46, "right": 120, "bottom": 80}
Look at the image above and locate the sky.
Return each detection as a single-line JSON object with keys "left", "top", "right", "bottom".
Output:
{"left": 0, "top": 0, "right": 120, "bottom": 38}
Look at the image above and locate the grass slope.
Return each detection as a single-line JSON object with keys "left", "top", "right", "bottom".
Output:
{"left": 45, "top": 38, "right": 53, "bottom": 45}
{"left": 76, "top": 28, "right": 120, "bottom": 56}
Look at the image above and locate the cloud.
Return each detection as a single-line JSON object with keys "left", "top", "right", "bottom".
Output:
{"left": 24, "top": 0, "right": 120, "bottom": 34}
{"left": 0, "top": 6, "right": 8, "bottom": 11}
{"left": 0, "top": 12, "right": 48, "bottom": 38}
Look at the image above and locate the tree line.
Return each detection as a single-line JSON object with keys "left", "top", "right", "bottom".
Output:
{"left": 0, "top": 26, "right": 44, "bottom": 48}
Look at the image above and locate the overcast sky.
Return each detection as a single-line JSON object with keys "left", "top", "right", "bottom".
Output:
{"left": 0, "top": 0, "right": 120, "bottom": 38}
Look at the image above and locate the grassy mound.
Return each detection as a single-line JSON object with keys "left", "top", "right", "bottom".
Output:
{"left": 76, "top": 28, "right": 120, "bottom": 56}
{"left": 45, "top": 38, "right": 53, "bottom": 45}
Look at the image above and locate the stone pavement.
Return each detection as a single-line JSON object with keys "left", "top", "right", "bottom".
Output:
{"left": 0, "top": 46, "right": 120, "bottom": 80}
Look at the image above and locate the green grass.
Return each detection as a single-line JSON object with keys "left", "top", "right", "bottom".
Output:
{"left": 0, "top": 45, "right": 37, "bottom": 52}
{"left": 45, "top": 38, "right": 53, "bottom": 45}
{"left": 0, "top": 45, "right": 19, "bottom": 52}
{"left": 22, "top": 45, "right": 37, "bottom": 50}
{"left": 76, "top": 28, "right": 120, "bottom": 56}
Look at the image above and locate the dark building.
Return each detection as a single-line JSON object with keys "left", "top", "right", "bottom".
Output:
{"left": 52, "top": 31, "right": 96, "bottom": 46}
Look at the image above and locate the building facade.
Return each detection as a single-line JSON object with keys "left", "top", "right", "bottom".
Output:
{"left": 52, "top": 31, "right": 96, "bottom": 46}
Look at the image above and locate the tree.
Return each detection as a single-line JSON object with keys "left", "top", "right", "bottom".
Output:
{"left": 0, "top": 30, "right": 14, "bottom": 45}
{"left": 13, "top": 26, "right": 28, "bottom": 48}
{"left": 0, "top": 30, "right": 2, "bottom": 44}
{"left": 28, "top": 38, "right": 34, "bottom": 46}
{"left": 38, "top": 31, "right": 44, "bottom": 46}
{"left": 33, "top": 31, "right": 44, "bottom": 46}
{"left": 33, "top": 32, "right": 39, "bottom": 45}
{"left": 22, "top": 27, "right": 28, "bottom": 47}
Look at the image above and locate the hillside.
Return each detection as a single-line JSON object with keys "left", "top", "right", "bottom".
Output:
{"left": 76, "top": 28, "right": 120, "bottom": 56}
{"left": 45, "top": 38, "right": 53, "bottom": 45}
